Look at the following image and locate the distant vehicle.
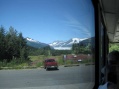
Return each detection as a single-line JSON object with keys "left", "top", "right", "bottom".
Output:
{"left": 44, "top": 59, "right": 58, "bottom": 70}
{"left": 78, "top": 59, "right": 82, "bottom": 62}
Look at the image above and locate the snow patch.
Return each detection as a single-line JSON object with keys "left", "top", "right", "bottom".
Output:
{"left": 26, "top": 37, "right": 39, "bottom": 43}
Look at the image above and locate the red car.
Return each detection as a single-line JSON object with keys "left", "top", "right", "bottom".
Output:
{"left": 44, "top": 59, "right": 58, "bottom": 70}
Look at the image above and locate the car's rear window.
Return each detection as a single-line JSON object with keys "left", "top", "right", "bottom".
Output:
{"left": 46, "top": 59, "right": 55, "bottom": 62}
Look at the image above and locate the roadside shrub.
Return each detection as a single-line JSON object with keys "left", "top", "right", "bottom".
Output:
{"left": 0, "top": 60, "right": 7, "bottom": 67}
{"left": 80, "top": 58, "right": 92, "bottom": 64}
{"left": 0, "top": 62, "right": 3, "bottom": 67}
{"left": 65, "top": 60, "right": 73, "bottom": 65}
{"left": 36, "top": 62, "right": 43, "bottom": 67}
{"left": 57, "top": 59, "right": 64, "bottom": 65}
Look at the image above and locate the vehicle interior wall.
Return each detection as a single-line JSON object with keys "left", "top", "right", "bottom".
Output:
{"left": 93, "top": 0, "right": 119, "bottom": 88}
{"left": 99, "top": 0, "right": 119, "bottom": 43}
{"left": 99, "top": 1, "right": 119, "bottom": 88}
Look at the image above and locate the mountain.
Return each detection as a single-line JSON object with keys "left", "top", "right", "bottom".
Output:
{"left": 49, "top": 38, "right": 88, "bottom": 50}
{"left": 25, "top": 37, "right": 94, "bottom": 50}
{"left": 26, "top": 37, "right": 49, "bottom": 48}
{"left": 79, "top": 37, "right": 95, "bottom": 47}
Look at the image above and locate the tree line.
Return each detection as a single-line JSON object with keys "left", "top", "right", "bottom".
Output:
{"left": 0, "top": 26, "right": 29, "bottom": 62}
{"left": 29, "top": 43, "right": 92, "bottom": 56}
{"left": 72, "top": 43, "right": 92, "bottom": 54}
{"left": 28, "top": 46, "right": 72, "bottom": 56}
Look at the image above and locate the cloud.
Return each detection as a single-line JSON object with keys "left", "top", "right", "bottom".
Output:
{"left": 63, "top": 14, "right": 91, "bottom": 37}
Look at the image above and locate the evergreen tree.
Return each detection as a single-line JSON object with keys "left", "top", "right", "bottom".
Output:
{"left": 0, "top": 26, "right": 6, "bottom": 61}
{"left": 0, "top": 26, "right": 29, "bottom": 62}
{"left": 18, "top": 33, "right": 28, "bottom": 60}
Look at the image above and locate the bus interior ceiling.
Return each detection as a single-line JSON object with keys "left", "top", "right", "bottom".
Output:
{"left": 99, "top": 0, "right": 119, "bottom": 43}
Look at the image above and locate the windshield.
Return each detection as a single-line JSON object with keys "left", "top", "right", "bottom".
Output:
{"left": 0, "top": 0, "right": 95, "bottom": 89}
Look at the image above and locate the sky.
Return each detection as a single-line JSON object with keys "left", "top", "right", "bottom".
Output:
{"left": 0, "top": 0, "right": 94, "bottom": 44}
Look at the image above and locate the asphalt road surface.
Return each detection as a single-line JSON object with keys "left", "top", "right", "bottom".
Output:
{"left": 0, "top": 64, "right": 95, "bottom": 89}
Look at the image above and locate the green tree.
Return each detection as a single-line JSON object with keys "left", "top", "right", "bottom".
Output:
{"left": 72, "top": 43, "right": 80, "bottom": 54}
{"left": 5, "top": 27, "right": 19, "bottom": 61}
{"left": 109, "top": 43, "right": 119, "bottom": 52}
{"left": 42, "top": 46, "right": 51, "bottom": 56}
{"left": 72, "top": 43, "right": 91, "bottom": 54}
{"left": 0, "top": 26, "right": 6, "bottom": 61}
{"left": 18, "top": 33, "right": 28, "bottom": 60}
{"left": 0, "top": 26, "right": 29, "bottom": 62}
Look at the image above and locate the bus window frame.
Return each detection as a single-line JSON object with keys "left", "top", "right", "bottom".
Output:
{"left": 92, "top": 0, "right": 109, "bottom": 88}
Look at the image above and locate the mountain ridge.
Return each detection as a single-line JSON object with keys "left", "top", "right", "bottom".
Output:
{"left": 25, "top": 37, "right": 90, "bottom": 50}
{"left": 25, "top": 37, "right": 49, "bottom": 48}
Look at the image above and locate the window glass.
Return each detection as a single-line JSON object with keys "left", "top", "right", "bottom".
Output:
{"left": 47, "top": 60, "right": 55, "bottom": 62}
{"left": 0, "top": 0, "right": 95, "bottom": 89}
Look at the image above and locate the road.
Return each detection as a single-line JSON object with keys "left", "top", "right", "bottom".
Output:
{"left": 0, "top": 64, "right": 95, "bottom": 89}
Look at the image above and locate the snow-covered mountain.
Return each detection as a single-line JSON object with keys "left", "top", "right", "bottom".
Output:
{"left": 66, "top": 38, "right": 80, "bottom": 45}
{"left": 26, "top": 37, "right": 40, "bottom": 43}
{"left": 26, "top": 37, "right": 49, "bottom": 48}
{"left": 26, "top": 37, "right": 89, "bottom": 50}
{"left": 49, "top": 38, "right": 88, "bottom": 50}
{"left": 49, "top": 40, "right": 66, "bottom": 47}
